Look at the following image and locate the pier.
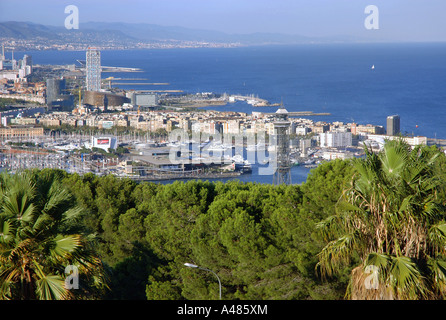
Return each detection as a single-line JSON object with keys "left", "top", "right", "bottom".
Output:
{"left": 111, "top": 83, "right": 170, "bottom": 86}
{"left": 262, "top": 111, "right": 331, "bottom": 117}
{"left": 228, "top": 94, "right": 275, "bottom": 107}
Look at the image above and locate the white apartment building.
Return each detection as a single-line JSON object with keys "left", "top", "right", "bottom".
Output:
{"left": 319, "top": 131, "right": 352, "bottom": 148}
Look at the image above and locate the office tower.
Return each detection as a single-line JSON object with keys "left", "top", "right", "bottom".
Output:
{"left": 46, "top": 78, "right": 66, "bottom": 105}
{"left": 23, "top": 54, "right": 32, "bottom": 67}
{"left": 46, "top": 78, "right": 74, "bottom": 109}
{"left": 386, "top": 115, "right": 400, "bottom": 136}
{"left": 272, "top": 106, "right": 292, "bottom": 185}
{"left": 86, "top": 48, "right": 101, "bottom": 92}
{"left": 20, "top": 54, "right": 33, "bottom": 76}
{"left": 11, "top": 49, "right": 17, "bottom": 70}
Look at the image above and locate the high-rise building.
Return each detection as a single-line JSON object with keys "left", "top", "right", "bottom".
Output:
{"left": 18, "top": 54, "right": 32, "bottom": 77}
{"left": 46, "top": 78, "right": 74, "bottom": 109}
{"left": 46, "top": 78, "right": 66, "bottom": 104}
{"left": 86, "top": 48, "right": 101, "bottom": 92}
{"left": 386, "top": 115, "right": 400, "bottom": 136}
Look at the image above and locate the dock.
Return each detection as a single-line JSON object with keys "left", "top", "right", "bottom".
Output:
{"left": 228, "top": 95, "right": 271, "bottom": 106}
{"left": 262, "top": 111, "right": 331, "bottom": 117}
{"left": 111, "top": 83, "right": 170, "bottom": 86}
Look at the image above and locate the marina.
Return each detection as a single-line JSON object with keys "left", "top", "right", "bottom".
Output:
{"left": 0, "top": 132, "right": 257, "bottom": 182}
{"left": 0, "top": 127, "right": 325, "bottom": 185}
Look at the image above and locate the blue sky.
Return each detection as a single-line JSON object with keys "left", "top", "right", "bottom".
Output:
{"left": 0, "top": 0, "right": 445, "bottom": 41}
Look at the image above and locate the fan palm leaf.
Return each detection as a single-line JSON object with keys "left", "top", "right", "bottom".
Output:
{"left": 0, "top": 171, "right": 107, "bottom": 300}
{"left": 317, "top": 140, "right": 446, "bottom": 299}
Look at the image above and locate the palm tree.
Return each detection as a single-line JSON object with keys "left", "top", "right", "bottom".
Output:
{"left": 0, "top": 170, "right": 108, "bottom": 300}
{"left": 316, "top": 139, "right": 446, "bottom": 299}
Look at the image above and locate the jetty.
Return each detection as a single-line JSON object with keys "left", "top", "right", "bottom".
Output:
{"left": 262, "top": 111, "right": 331, "bottom": 117}
{"left": 228, "top": 94, "right": 275, "bottom": 107}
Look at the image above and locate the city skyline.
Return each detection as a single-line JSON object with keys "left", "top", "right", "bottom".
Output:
{"left": 0, "top": 0, "right": 446, "bottom": 43}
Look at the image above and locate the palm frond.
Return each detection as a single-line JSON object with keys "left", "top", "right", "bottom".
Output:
{"left": 389, "top": 255, "right": 428, "bottom": 299}
{"left": 428, "top": 222, "right": 446, "bottom": 253}
{"left": 0, "top": 218, "right": 14, "bottom": 243}
{"left": 50, "top": 234, "right": 82, "bottom": 260}
{"left": 317, "top": 232, "right": 360, "bottom": 278}
{"left": 35, "top": 274, "right": 72, "bottom": 300}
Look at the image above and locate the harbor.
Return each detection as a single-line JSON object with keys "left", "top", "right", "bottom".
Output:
{"left": 0, "top": 132, "right": 256, "bottom": 182}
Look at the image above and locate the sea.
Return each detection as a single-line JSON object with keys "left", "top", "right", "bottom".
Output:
{"left": 16, "top": 42, "right": 446, "bottom": 184}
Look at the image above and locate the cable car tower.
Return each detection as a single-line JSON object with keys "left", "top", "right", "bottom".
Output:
{"left": 272, "top": 105, "right": 292, "bottom": 185}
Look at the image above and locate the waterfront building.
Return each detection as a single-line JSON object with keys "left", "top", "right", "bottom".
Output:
{"left": 115, "top": 119, "right": 130, "bottom": 127}
{"left": 310, "top": 123, "right": 330, "bottom": 134}
{"left": 45, "top": 78, "right": 74, "bottom": 109}
{"left": 386, "top": 115, "right": 400, "bottom": 136}
{"left": 130, "top": 93, "right": 158, "bottom": 107}
{"left": 180, "top": 119, "right": 192, "bottom": 131}
{"left": 91, "top": 136, "right": 118, "bottom": 152}
{"left": 351, "top": 123, "right": 385, "bottom": 135}
{"left": 20, "top": 54, "right": 32, "bottom": 76}
{"left": 46, "top": 78, "right": 64, "bottom": 104}
{"left": 38, "top": 118, "right": 61, "bottom": 127}
{"left": 299, "top": 138, "right": 312, "bottom": 156}
{"left": 265, "top": 122, "right": 276, "bottom": 136}
{"left": 404, "top": 136, "right": 427, "bottom": 146}
{"left": 86, "top": 48, "right": 101, "bottom": 92}
{"left": 83, "top": 90, "right": 129, "bottom": 108}
{"left": 222, "top": 120, "right": 240, "bottom": 134}
{"left": 295, "top": 127, "right": 310, "bottom": 136}
{"left": 319, "top": 131, "right": 353, "bottom": 148}
{"left": 367, "top": 134, "right": 427, "bottom": 148}
{"left": 0, "top": 125, "right": 44, "bottom": 139}
{"left": 0, "top": 44, "right": 4, "bottom": 62}
{"left": 322, "top": 150, "right": 355, "bottom": 161}
{"left": 13, "top": 117, "right": 37, "bottom": 125}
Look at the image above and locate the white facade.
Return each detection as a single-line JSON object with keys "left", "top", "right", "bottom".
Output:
{"left": 223, "top": 120, "right": 240, "bottom": 134}
{"left": 86, "top": 48, "right": 101, "bottom": 92}
{"left": 91, "top": 136, "right": 117, "bottom": 151}
{"left": 320, "top": 131, "right": 352, "bottom": 148}
{"left": 295, "top": 127, "right": 309, "bottom": 136}
{"left": 322, "top": 151, "right": 354, "bottom": 161}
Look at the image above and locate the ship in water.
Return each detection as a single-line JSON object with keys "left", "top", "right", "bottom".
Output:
{"left": 231, "top": 154, "right": 252, "bottom": 173}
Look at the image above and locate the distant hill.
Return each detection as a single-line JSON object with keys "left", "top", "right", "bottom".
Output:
{"left": 80, "top": 21, "right": 316, "bottom": 44}
{"left": 0, "top": 21, "right": 61, "bottom": 40}
{"left": 0, "top": 20, "right": 353, "bottom": 46}
{"left": 0, "top": 21, "right": 137, "bottom": 43}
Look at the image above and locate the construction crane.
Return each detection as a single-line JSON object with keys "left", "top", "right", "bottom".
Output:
{"left": 65, "top": 85, "right": 84, "bottom": 111}
{"left": 78, "top": 86, "right": 82, "bottom": 109}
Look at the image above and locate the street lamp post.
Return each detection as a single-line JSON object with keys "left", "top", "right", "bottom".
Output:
{"left": 184, "top": 263, "right": 222, "bottom": 300}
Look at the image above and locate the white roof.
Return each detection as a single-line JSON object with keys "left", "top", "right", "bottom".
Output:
{"left": 275, "top": 107, "right": 288, "bottom": 114}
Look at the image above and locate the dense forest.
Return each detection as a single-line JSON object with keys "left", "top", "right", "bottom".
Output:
{"left": 1, "top": 140, "right": 446, "bottom": 300}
